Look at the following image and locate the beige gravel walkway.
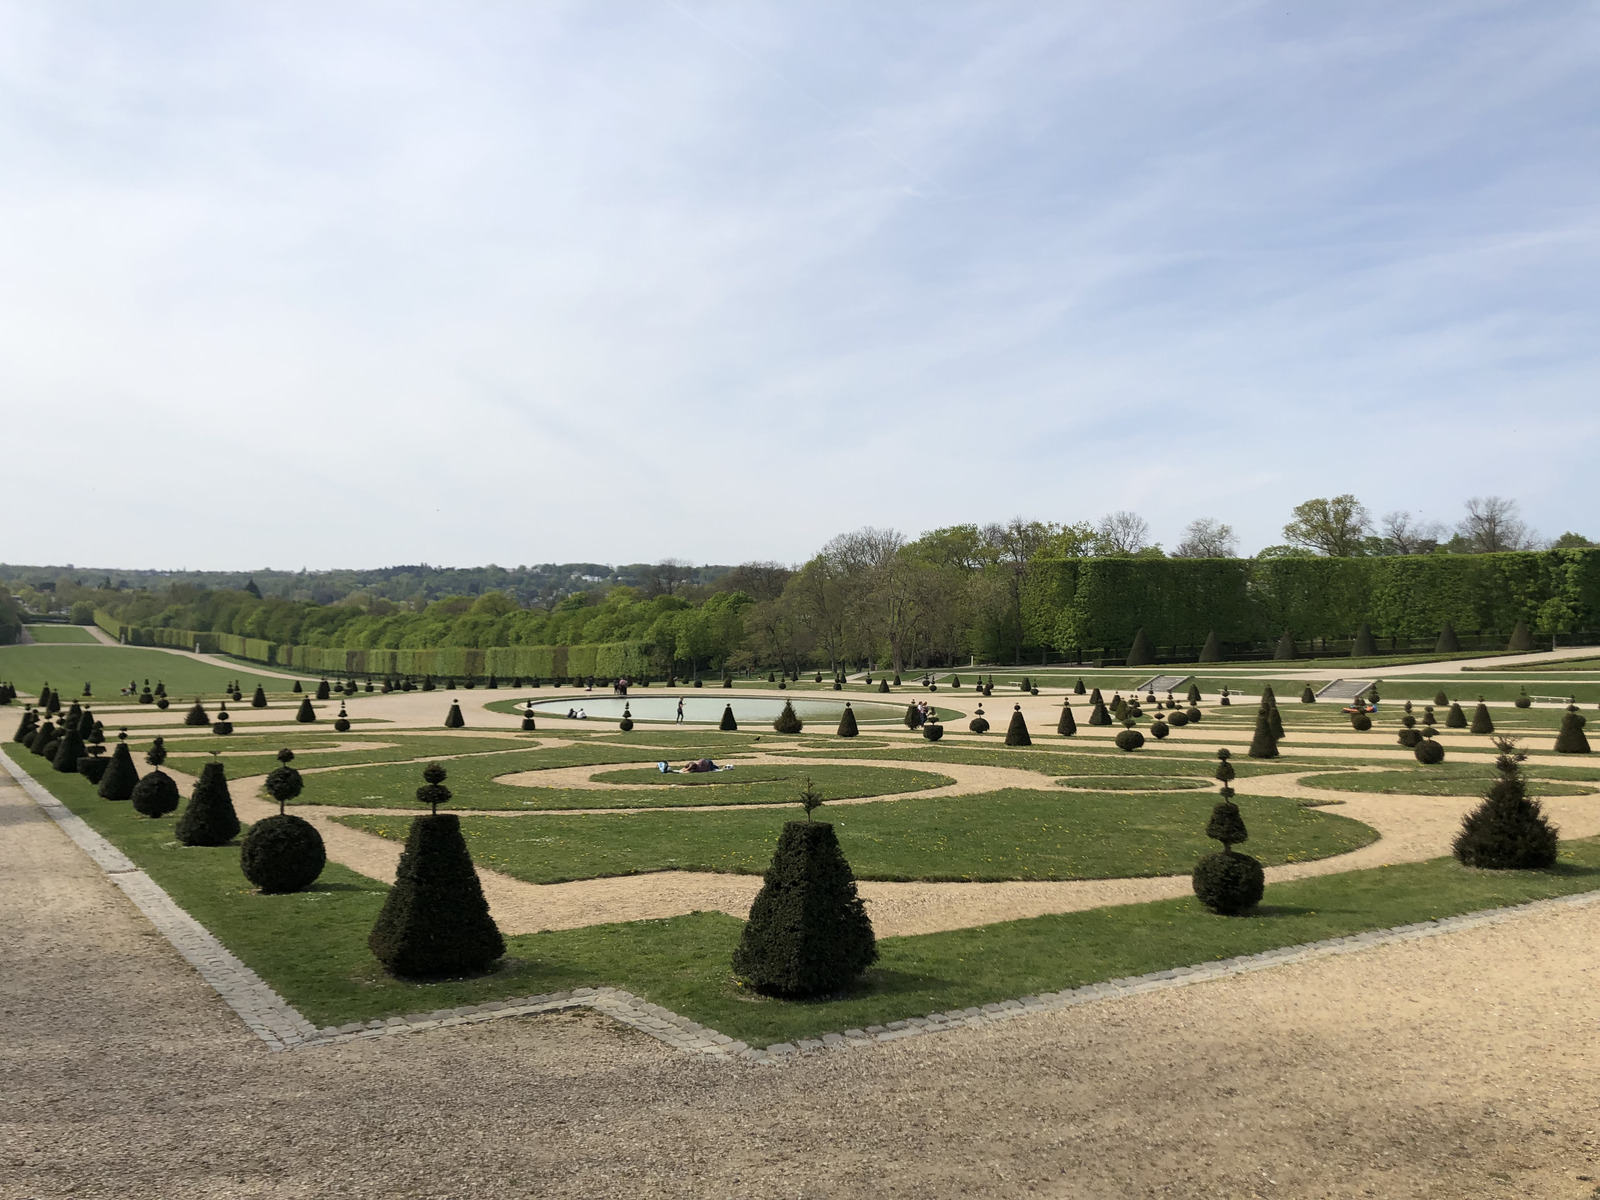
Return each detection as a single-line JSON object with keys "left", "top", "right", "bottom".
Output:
{"left": 6, "top": 760, "right": 1600, "bottom": 1199}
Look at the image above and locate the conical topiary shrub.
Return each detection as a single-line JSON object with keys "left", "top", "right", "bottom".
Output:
{"left": 292, "top": 680, "right": 303, "bottom": 693}
{"left": 1507, "top": 621, "right": 1535, "bottom": 652}
{"left": 31, "top": 720, "right": 58, "bottom": 760}
{"left": 1088, "top": 699, "right": 1111, "bottom": 726}
{"left": 836, "top": 704, "right": 857, "bottom": 738}
{"left": 1434, "top": 622, "right": 1462, "bottom": 653}
{"left": 12, "top": 707, "right": 36, "bottom": 743}
{"left": 316, "top": 679, "right": 331, "bottom": 701}
{"left": 1452, "top": 737, "right": 1558, "bottom": 868}
{"left": 1446, "top": 701, "right": 1467, "bottom": 729}
{"left": 1274, "top": 630, "right": 1296, "bottom": 660}
{"left": 251, "top": 684, "right": 267, "bottom": 708}
{"left": 444, "top": 700, "right": 465, "bottom": 729}
{"left": 184, "top": 700, "right": 210, "bottom": 727}
{"left": 1247, "top": 704, "right": 1278, "bottom": 758}
{"left": 1554, "top": 707, "right": 1591, "bottom": 754}
{"left": 1057, "top": 699, "right": 1076, "bottom": 737}
{"left": 1262, "top": 686, "right": 1285, "bottom": 740}
{"left": 1433, "top": 690, "right": 1449, "bottom": 707}
{"left": 1126, "top": 627, "right": 1155, "bottom": 668}
{"left": 129, "top": 739, "right": 180, "bottom": 818}
{"left": 732, "top": 782, "right": 876, "bottom": 997}
{"left": 1004, "top": 704, "right": 1031, "bottom": 747}
{"left": 1198, "top": 630, "right": 1221, "bottom": 663}
{"left": 1074, "top": 678, "right": 1086, "bottom": 694}
{"left": 1186, "top": 682, "right": 1201, "bottom": 704}
{"left": 718, "top": 704, "right": 738, "bottom": 732}
{"left": 773, "top": 699, "right": 803, "bottom": 734}
{"left": 51, "top": 724, "right": 86, "bottom": 774}
{"left": 1351, "top": 622, "right": 1378, "bottom": 657}
{"left": 1191, "top": 759, "right": 1264, "bottom": 915}
{"left": 369, "top": 763, "right": 504, "bottom": 977}
{"left": 1300, "top": 684, "right": 1316, "bottom": 703}
{"left": 295, "top": 696, "right": 316, "bottom": 723}
{"left": 902, "top": 703, "right": 922, "bottom": 730}
{"left": 175, "top": 759, "right": 241, "bottom": 846}
{"left": 98, "top": 734, "right": 138, "bottom": 800}
{"left": 1470, "top": 700, "right": 1495, "bottom": 735}
{"left": 877, "top": 679, "right": 890, "bottom": 694}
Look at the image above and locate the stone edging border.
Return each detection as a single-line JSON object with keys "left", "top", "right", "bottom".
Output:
{"left": 8, "top": 746, "right": 1599, "bottom": 1064}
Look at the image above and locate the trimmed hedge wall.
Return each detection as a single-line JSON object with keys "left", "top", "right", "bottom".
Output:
{"left": 1023, "top": 549, "right": 1600, "bottom": 657}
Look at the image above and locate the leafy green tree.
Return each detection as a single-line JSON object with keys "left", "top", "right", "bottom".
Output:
{"left": 1282, "top": 495, "right": 1371, "bottom": 557}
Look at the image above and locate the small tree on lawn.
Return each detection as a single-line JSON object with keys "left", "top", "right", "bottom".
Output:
{"left": 368, "top": 762, "right": 505, "bottom": 977}
{"left": 773, "top": 699, "right": 803, "bottom": 734}
{"left": 1446, "top": 701, "right": 1467, "bottom": 729}
{"left": 1248, "top": 704, "right": 1278, "bottom": 758}
{"left": 316, "top": 679, "right": 331, "bottom": 701}
{"left": 1452, "top": 737, "right": 1558, "bottom": 869}
{"left": 731, "top": 779, "right": 876, "bottom": 996}
{"left": 1300, "top": 684, "right": 1316, "bottom": 703}
{"left": 295, "top": 695, "right": 316, "bottom": 723}
{"left": 1004, "top": 704, "right": 1031, "bottom": 747}
{"left": 720, "top": 704, "right": 738, "bottom": 731}
{"left": 184, "top": 700, "right": 210, "bottom": 727}
{"left": 1191, "top": 753, "right": 1265, "bottom": 914}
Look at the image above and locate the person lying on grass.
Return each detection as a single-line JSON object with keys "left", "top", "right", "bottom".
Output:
{"left": 655, "top": 759, "right": 734, "bottom": 774}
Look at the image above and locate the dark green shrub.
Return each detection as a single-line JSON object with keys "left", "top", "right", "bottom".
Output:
{"left": 130, "top": 768, "right": 180, "bottom": 818}
{"left": 836, "top": 704, "right": 857, "bottom": 737}
{"left": 877, "top": 679, "right": 890, "bottom": 694}
{"left": 1452, "top": 737, "right": 1559, "bottom": 869}
{"left": 713, "top": 703, "right": 737, "bottom": 732}
{"left": 51, "top": 725, "right": 86, "bottom": 773}
{"left": 1074, "top": 678, "right": 1086, "bottom": 694}
{"left": 139, "top": 687, "right": 155, "bottom": 705}
{"left": 32, "top": 721, "right": 58, "bottom": 759}
{"left": 1300, "top": 685, "right": 1315, "bottom": 703}
{"left": 1446, "top": 702, "right": 1467, "bottom": 729}
{"left": 251, "top": 685, "right": 267, "bottom": 708}
{"left": 1507, "top": 621, "right": 1535, "bottom": 652}
{"left": 1192, "top": 781, "right": 1264, "bottom": 914}
{"left": 416, "top": 762, "right": 452, "bottom": 813}
{"left": 1168, "top": 709, "right": 1189, "bottom": 727}
{"left": 732, "top": 817, "right": 876, "bottom": 997}
{"left": 619, "top": 705, "right": 634, "bottom": 732}
{"left": 265, "top": 749, "right": 304, "bottom": 811}
{"left": 214, "top": 706, "right": 233, "bottom": 735}
{"left": 1414, "top": 737, "right": 1445, "bottom": 764}
{"left": 773, "top": 700, "right": 803, "bottom": 734}
{"left": 1555, "top": 707, "right": 1591, "bottom": 754}
{"left": 1273, "top": 630, "right": 1295, "bottom": 660}
{"left": 1514, "top": 689, "right": 1531, "bottom": 709}
{"left": 1470, "top": 701, "right": 1494, "bottom": 735}
{"left": 1433, "top": 690, "right": 1449, "bottom": 707}
{"left": 78, "top": 753, "right": 110, "bottom": 784}
{"left": 892, "top": 674, "right": 902, "bottom": 686}
{"left": 950, "top": 675, "right": 961, "bottom": 689}
{"left": 1186, "top": 705, "right": 1203, "bottom": 723}
{"left": 1150, "top": 718, "right": 1169, "bottom": 739}
{"left": 1434, "top": 623, "right": 1461, "bottom": 653}
{"left": 922, "top": 722, "right": 944, "bottom": 741}
{"left": 1004, "top": 705, "right": 1031, "bottom": 746}
{"left": 969, "top": 706, "right": 990, "bottom": 734}
{"left": 902, "top": 703, "right": 922, "bottom": 730}
{"left": 1186, "top": 683, "right": 1201, "bottom": 704}
{"left": 1088, "top": 700, "right": 1111, "bottom": 726}
{"left": 184, "top": 700, "right": 210, "bottom": 727}
{"left": 175, "top": 760, "right": 241, "bottom": 846}
{"left": 1351, "top": 622, "right": 1378, "bottom": 657}
{"left": 1057, "top": 701, "right": 1076, "bottom": 737}
{"left": 333, "top": 705, "right": 351, "bottom": 733}
{"left": 155, "top": 696, "right": 169, "bottom": 711}
{"left": 316, "top": 679, "right": 331, "bottom": 700}
{"left": 1247, "top": 706, "right": 1278, "bottom": 758}
{"left": 369, "top": 812, "right": 505, "bottom": 977}
{"left": 444, "top": 701, "right": 465, "bottom": 729}
{"left": 1125, "top": 627, "right": 1154, "bottom": 667}
{"left": 1114, "top": 727, "right": 1145, "bottom": 752}
{"left": 295, "top": 696, "right": 316, "bottom": 723}
{"left": 1350, "top": 713, "right": 1372, "bottom": 732}
{"left": 422, "top": 677, "right": 435, "bottom": 691}
{"left": 240, "top": 814, "right": 326, "bottom": 893}
{"left": 292, "top": 681, "right": 303, "bottom": 693}
{"left": 98, "top": 736, "right": 138, "bottom": 801}
{"left": 11, "top": 707, "right": 36, "bottom": 743}
{"left": 1219, "top": 688, "right": 1231, "bottom": 707}
{"left": 1198, "top": 630, "right": 1221, "bottom": 663}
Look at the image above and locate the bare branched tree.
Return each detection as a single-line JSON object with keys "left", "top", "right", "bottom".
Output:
{"left": 1457, "top": 497, "right": 1539, "bottom": 553}
{"left": 640, "top": 558, "right": 694, "bottom": 598}
{"left": 1094, "top": 511, "right": 1152, "bottom": 556}
{"left": 1171, "top": 518, "right": 1238, "bottom": 558}
{"left": 1378, "top": 511, "right": 1446, "bottom": 555}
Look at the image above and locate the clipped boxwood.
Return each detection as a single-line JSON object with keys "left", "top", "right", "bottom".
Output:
{"left": 240, "top": 815, "right": 326, "bottom": 893}
{"left": 1114, "top": 727, "right": 1145, "bottom": 752}
{"left": 1004, "top": 705, "right": 1031, "bottom": 747}
{"left": 175, "top": 760, "right": 241, "bottom": 846}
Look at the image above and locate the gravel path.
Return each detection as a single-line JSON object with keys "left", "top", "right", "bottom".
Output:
{"left": 6, "top": 761, "right": 1599, "bottom": 1198}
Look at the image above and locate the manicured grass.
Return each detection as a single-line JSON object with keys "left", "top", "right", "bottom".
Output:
{"left": 337, "top": 787, "right": 1376, "bottom": 883}
{"left": 588, "top": 762, "right": 951, "bottom": 798}
{"left": 24, "top": 758, "right": 1600, "bottom": 1041}
{"left": 1299, "top": 767, "right": 1600, "bottom": 797}
{"left": 1056, "top": 775, "right": 1209, "bottom": 791}
{"left": 770, "top": 743, "right": 1317, "bottom": 778}
{"left": 23, "top": 623, "right": 98, "bottom": 643}
{"left": 162, "top": 733, "right": 540, "bottom": 783}
{"left": 0, "top": 643, "right": 313, "bottom": 700}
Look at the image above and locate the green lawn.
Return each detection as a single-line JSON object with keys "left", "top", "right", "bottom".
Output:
{"left": 23, "top": 763, "right": 1600, "bottom": 1042}
{"left": 1299, "top": 767, "right": 1600, "bottom": 797}
{"left": 770, "top": 743, "right": 1320, "bottom": 778}
{"left": 158, "top": 733, "right": 540, "bottom": 783}
{"left": 337, "top": 787, "right": 1376, "bottom": 884}
{"left": 23, "top": 623, "right": 98, "bottom": 644}
{"left": 0, "top": 643, "right": 314, "bottom": 700}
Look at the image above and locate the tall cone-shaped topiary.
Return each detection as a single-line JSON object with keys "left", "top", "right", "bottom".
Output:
{"left": 295, "top": 696, "right": 316, "bottom": 723}
{"left": 1470, "top": 700, "right": 1495, "bottom": 735}
{"left": 1351, "top": 622, "right": 1378, "bottom": 657}
{"left": 1434, "top": 622, "right": 1462, "bottom": 653}
{"left": 184, "top": 700, "right": 210, "bottom": 727}
{"left": 316, "top": 679, "right": 331, "bottom": 700}
{"left": 175, "top": 760, "right": 241, "bottom": 846}
{"left": 836, "top": 703, "right": 857, "bottom": 738}
{"left": 1088, "top": 699, "right": 1111, "bottom": 726}
{"left": 12, "top": 707, "right": 36, "bottom": 743}
{"left": 732, "top": 785, "right": 876, "bottom": 997}
{"left": 292, "top": 680, "right": 302, "bottom": 693}
{"left": 1198, "top": 630, "right": 1221, "bottom": 663}
{"left": 902, "top": 703, "right": 922, "bottom": 730}
{"left": 773, "top": 699, "right": 803, "bottom": 734}
{"left": 1187, "top": 682, "right": 1201, "bottom": 704}
{"left": 51, "top": 724, "right": 86, "bottom": 774}
{"left": 1004, "top": 704, "right": 1031, "bottom": 747}
{"left": 1125, "top": 627, "right": 1155, "bottom": 668}
{"left": 1261, "top": 685, "right": 1285, "bottom": 740}
{"left": 1446, "top": 701, "right": 1467, "bottom": 728}
{"left": 130, "top": 739, "right": 180, "bottom": 818}
{"left": 719, "top": 704, "right": 738, "bottom": 732}
{"left": 1554, "top": 707, "right": 1591, "bottom": 754}
{"left": 1074, "top": 678, "right": 1086, "bottom": 694}
{"left": 444, "top": 700, "right": 465, "bottom": 729}
{"left": 369, "top": 762, "right": 504, "bottom": 977}
{"left": 1248, "top": 704, "right": 1279, "bottom": 758}
{"left": 1057, "top": 699, "right": 1076, "bottom": 737}
{"left": 1300, "top": 684, "right": 1316, "bottom": 703}
{"left": 31, "top": 720, "right": 57, "bottom": 759}
{"left": 1452, "top": 737, "right": 1558, "bottom": 868}
{"left": 1274, "top": 630, "right": 1296, "bottom": 660}
{"left": 877, "top": 679, "right": 890, "bottom": 694}
{"left": 1507, "top": 620, "right": 1535, "bottom": 652}
{"left": 1192, "top": 755, "right": 1264, "bottom": 914}
{"left": 98, "top": 735, "right": 139, "bottom": 800}
{"left": 251, "top": 684, "right": 267, "bottom": 708}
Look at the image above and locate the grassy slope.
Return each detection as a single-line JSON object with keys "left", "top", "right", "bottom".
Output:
{"left": 0, "top": 643, "right": 313, "bottom": 699}
{"left": 23, "top": 624, "right": 98, "bottom": 643}
{"left": 24, "top": 763, "right": 1600, "bottom": 1042}
{"left": 337, "top": 788, "right": 1377, "bottom": 883}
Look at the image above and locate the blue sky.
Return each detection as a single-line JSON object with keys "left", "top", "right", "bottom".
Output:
{"left": 1, "top": 1, "right": 1595, "bottom": 569}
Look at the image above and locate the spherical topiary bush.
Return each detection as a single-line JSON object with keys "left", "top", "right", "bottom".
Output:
{"left": 1150, "top": 718, "right": 1169, "bottom": 739}
{"left": 129, "top": 740, "right": 179, "bottom": 818}
{"left": 1168, "top": 710, "right": 1189, "bottom": 727}
{"left": 969, "top": 706, "right": 990, "bottom": 734}
{"left": 1414, "top": 737, "right": 1445, "bottom": 765}
{"left": 1192, "top": 850, "right": 1265, "bottom": 915}
{"left": 264, "top": 749, "right": 304, "bottom": 811}
{"left": 1350, "top": 713, "right": 1373, "bottom": 732}
{"left": 334, "top": 705, "right": 351, "bottom": 733}
{"left": 1114, "top": 727, "right": 1145, "bottom": 752}
{"left": 240, "top": 815, "right": 326, "bottom": 893}
{"left": 922, "top": 722, "right": 944, "bottom": 741}
{"left": 1514, "top": 689, "right": 1531, "bottom": 709}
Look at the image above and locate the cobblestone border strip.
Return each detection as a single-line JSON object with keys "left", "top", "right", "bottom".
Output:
{"left": 10, "top": 747, "right": 1599, "bottom": 1063}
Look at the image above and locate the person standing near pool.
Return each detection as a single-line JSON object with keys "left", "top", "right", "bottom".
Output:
{"left": 676, "top": 697, "right": 685, "bottom": 724}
